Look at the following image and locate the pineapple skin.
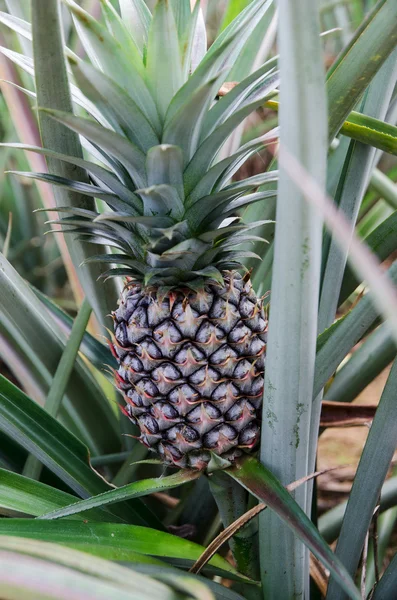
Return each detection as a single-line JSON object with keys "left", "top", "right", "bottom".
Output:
{"left": 112, "top": 273, "right": 267, "bottom": 470}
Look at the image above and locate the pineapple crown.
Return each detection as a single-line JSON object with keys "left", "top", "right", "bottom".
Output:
{"left": 4, "top": 0, "right": 279, "bottom": 289}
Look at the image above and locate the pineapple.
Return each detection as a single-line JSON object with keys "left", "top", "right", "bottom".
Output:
{"left": 8, "top": 0, "right": 279, "bottom": 469}
{"left": 112, "top": 274, "right": 267, "bottom": 469}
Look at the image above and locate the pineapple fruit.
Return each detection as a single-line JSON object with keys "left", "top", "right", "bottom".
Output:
{"left": 113, "top": 274, "right": 267, "bottom": 469}
{"left": 10, "top": 0, "right": 279, "bottom": 469}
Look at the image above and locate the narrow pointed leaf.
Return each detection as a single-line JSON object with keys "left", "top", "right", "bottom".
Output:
{"left": 327, "top": 357, "right": 397, "bottom": 600}
{"left": 326, "top": 323, "right": 397, "bottom": 404}
{"left": 225, "top": 456, "right": 360, "bottom": 600}
{"left": 32, "top": 288, "right": 117, "bottom": 373}
{"left": 118, "top": 0, "right": 151, "bottom": 53}
{"left": 31, "top": 0, "right": 120, "bottom": 326}
{"left": 146, "top": 145, "right": 184, "bottom": 199}
{"left": 0, "top": 252, "right": 119, "bottom": 454}
{"left": 146, "top": 0, "right": 183, "bottom": 121}
{"left": 259, "top": 0, "right": 327, "bottom": 596}
{"left": 0, "top": 142, "right": 142, "bottom": 212}
{"left": 340, "top": 210, "right": 397, "bottom": 304}
{"left": 202, "top": 64, "right": 278, "bottom": 140}
{"left": 43, "top": 109, "right": 147, "bottom": 189}
{"left": 70, "top": 58, "right": 159, "bottom": 152}
{"left": 0, "top": 469, "right": 113, "bottom": 521}
{"left": 163, "top": 75, "right": 224, "bottom": 164}
{"left": 166, "top": 0, "right": 273, "bottom": 123}
{"left": 64, "top": 0, "right": 160, "bottom": 131}
{"left": 0, "top": 539, "right": 171, "bottom": 599}
{"left": 39, "top": 470, "right": 200, "bottom": 520}
{"left": 8, "top": 171, "right": 119, "bottom": 202}
{"left": 0, "top": 520, "right": 244, "bottom": 581}
{"left": 314, "top": 261, "right": 397, "bottom": 397}
{"left": 184, "top": 75, "right": 279, "bottom": 193}
{"left": 0, "top": 376, "right": 159, "bottom": 527}
{"left": 327, "top": 0, "right": 397, "bottom": 138}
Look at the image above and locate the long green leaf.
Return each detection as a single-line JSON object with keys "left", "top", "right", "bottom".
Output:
{"left": 319, "top": 474, "right": 397, "bottom": 544}
{"left": 163, "top": 76, "right": 223, "bottom": 165}
{"left": 0, "top": 142, "right": 142, "bottom": 211}
{"left": 31, "top": 0, "right": 119, "bottom": 328}
{"left": 266, "top": 99, "right": 397, "bottom": 157}
{"left": 371, "top": 549, "right": 397, "bottom": 599}
{"left": 226, "top": 456, "right": 360, "bottom": 600}
{"left": 146, "top": 0, "right": 183, "bottom": 121}
{"left": 23, "top": 299, "right": 92, "bottom": 480}
{"left": 0, "top": 252, "right": 119, "bottom": 454}
{"left": 32, "top": 287, "right": 117, "bottom": 375}
{"left": 326, "top": 323, "right": 396, "bottom": 403}
{"left": 118, "top": 0, "right": 151, "bottom": 53}
{"left": 132, "top": 564, "right": 244, "bottom": 600}
{"left": 311, "top": 51, "right": 397, "bottom": 538}
{"left": 42, "top": 109, "right": 147, "bottom": 189}
{"left": 38, "top": 470, "right": 200, "bottom": 520}
{"left": 0, "top": 375, "right": 158, "bottom": 527}
{"left": 341, "top": 111, "right": 397, "bottom": 156}
{"left": 366, "top": 506, "right": 397, "bottom": 596}
{"left": 0, "top": 520, "right": 243, "bottom": 581}
{"left": 340, "top": 210, "right": 397, "bottom": 304}
{"left": 371, "top": 168, "right": 397, "bottom": 210}
{"left": 259, "top": 0, "right": 327, "bottom": 597}
{"left": 327, "top": 0, "right": 397, "bottom": 138}
{"left": 314, "top": 260, "right": 397, "bottom": 397}
{"left": 0, "top": 469, "right": 112, "bottom": 522}
{"left": 0, "top": 537, "right": 177, "bottom": 600}
{"left": 184, "top": 75, "right": 279, "bottom": 194}
{"left": 64, "top": 0, "right": 160, "bottom": 132}
{"left": 327, "top": 357, "right": 397, "bottom": 599}
{"left": 70, "top": 57, "right": 159, "bottom": 152}
{"left": 319, "top": 52, "right": 397, "bottom": 333}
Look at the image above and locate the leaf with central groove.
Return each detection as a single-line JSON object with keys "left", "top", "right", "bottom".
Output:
{"left": 319, "top": 52, "right": 397, "bottom": 333}
{"left": 63, "top": 0, "right": 160, "bottom": 132}
{"left": 70, "top": 58, "right": 159, "bottom": 153}
{"left": 146, "top": 0, "right": 183, "bottom": 121}
{"left": 118, "top": 0, "right": 151, "bottom": 53}
{"left": 259, "top": 1, "right": 327, "bottom": 596}
{"left": 39, "top": 470, "right": 200, "bottom": 521}
{"left": 327, "top": 357, "right": 397, "bottom": 600}
{"left": 0, "top": 520, "right": 246, "bottom": 582}
{"left": 226, "top": 455, "right": 360, "bottom": 600}
{"left": 42, "top": 110, "right": 147, "bottom": 189}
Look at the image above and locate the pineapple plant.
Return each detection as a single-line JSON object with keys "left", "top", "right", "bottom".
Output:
{"left": 2, "top": 1, "right": 397, "bottom": 598}
{"left": 17, "top": 0, "right": 279, "bottom": 469}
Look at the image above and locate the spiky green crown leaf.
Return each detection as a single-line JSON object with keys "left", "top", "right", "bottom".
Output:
{"left": 2, "top": 0, "right": 279, "bottom": 288}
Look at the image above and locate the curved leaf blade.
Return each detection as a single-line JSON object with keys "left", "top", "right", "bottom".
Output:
{"left": 225, "top": 456, "right": 360, "bottom": 600}
{"left": 39, "top": 470, "right": 200, "bottom": 521}
{"left": 0, "top": 376, "right": 158, "bottom": 527}
{"left": 0, "top": 520, "right": 244, "bottom": 581}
